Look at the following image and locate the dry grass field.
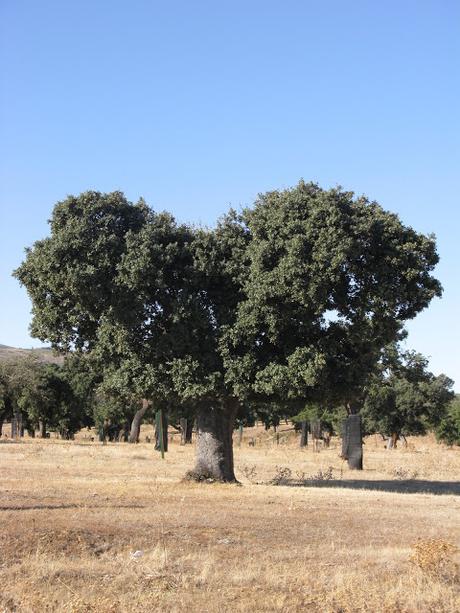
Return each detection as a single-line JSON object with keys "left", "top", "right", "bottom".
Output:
{"left": 1, "top": 427, "right": 459, "bottom": 612}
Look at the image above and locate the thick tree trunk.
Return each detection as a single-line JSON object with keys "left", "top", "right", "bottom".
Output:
{"left": 342, "top": 414, "right": 363, "bottom": 470}
{"left": 188, "top": 399, "right": 238, "bottom": 482}
{"left": 128, "top": 400, "right": 150, "bottom": 443}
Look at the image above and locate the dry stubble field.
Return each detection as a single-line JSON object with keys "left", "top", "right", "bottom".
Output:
{"left": 1, "top": 427, "right": 459, "bottom": 612}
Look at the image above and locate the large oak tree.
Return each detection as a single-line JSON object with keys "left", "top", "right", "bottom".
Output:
{"left": 15, "top": 183, "right": 441, "bottom": 479}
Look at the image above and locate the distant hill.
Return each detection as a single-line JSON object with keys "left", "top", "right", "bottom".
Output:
{"left": 0, "top": 344, "right": 63, "bottom": 364}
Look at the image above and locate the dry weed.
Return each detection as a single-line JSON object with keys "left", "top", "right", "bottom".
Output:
{"left": 410, "top": 538, "right": 459, "bottom": 581}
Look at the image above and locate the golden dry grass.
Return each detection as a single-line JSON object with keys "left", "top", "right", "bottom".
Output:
{"left": 0, "top": 427, "right": 459, "bottom": 612}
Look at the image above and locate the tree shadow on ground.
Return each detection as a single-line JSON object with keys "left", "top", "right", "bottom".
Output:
{"left": 0, "top": 503, "right": 146, "bottom": 511}
{"left": 278, "top": 479, "right": 460, "bottom": 495}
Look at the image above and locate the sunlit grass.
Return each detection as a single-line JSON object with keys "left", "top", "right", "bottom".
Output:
{"left": 0, "top": 428, "right": 459, "bottom": 612}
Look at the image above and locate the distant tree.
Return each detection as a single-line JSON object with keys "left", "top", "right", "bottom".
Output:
{"left": 17, "top": 363, "right": 72, "bottom": 437}
{"left": 435, "top": 395, "right": 460, "bottom": 446}
{"left": 362, "top": 347, "right": 455, "bottom": 447}
{"left": 0, "top": 354, "right": 95, "bottom": 439}
{"left": 0, "top": 355, "right": 42, "bottom": 436}
{"left": 92, "top": 391, "right": 141, "bottom": 442}
{"left": 61, "top": 354, "right": 99, "bottom": 431}
{"left": 0, "top": 362, "right": 13, "bottom": 435}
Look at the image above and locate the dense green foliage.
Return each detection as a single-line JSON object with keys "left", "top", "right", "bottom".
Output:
{"left": 435, "top": 395, "right": 460, "bottom": 445}
{"left": 0, "top": 356, "right": 93, "bottom": 437}
{"left": 362, "top": 345, "right": 454, "bottom": 444}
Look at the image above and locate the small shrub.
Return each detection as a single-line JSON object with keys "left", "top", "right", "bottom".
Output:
{"left": 183, "top": 470, "right": 216, "bottom": 483}
{"left": 241, "top": 464, "right": 257, "bottom": 483}
{"left": 392, "top": 466, "right": 419, "bottom": 480}
{"left": 409, "top": 538, "right": 458, "bottom": 580}
{"left": 270, "top": 466, "right": 292, "bottom": 485}
{"left": 307, "top": 466, "right": 334, "bottom": 481}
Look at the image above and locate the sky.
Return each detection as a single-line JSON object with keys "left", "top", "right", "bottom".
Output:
{"left": 0, "top": 0, "right": 459, "bottom": 388}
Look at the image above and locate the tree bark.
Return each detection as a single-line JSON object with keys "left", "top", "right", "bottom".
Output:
{"left": 180, "top": 418, "right": 189, "bottom": 445}
{"left": 342, "top": 414, "right": 363, "bottom": 470}
{"left": 128, "top": 400, "right": 150, "bottom": 443}
{"left": 188, "top": 399, "right": 239, "bottom": 482}
{"left": 0, "top": 418, "right": 3, "bottom": 437}
{"left": 185, "top": 419, "right": 193, "bottom": 443}
{"left": 387, "top": 432, "right": 399, "bottom": 449}
{"left": 300, "top": 421, "right": 308, "bottom": 447}
{"left": 39, "top": 420, "right": 47, "bottom": 439}
{"left": 121, "top": 421, "right": 130, "bottom": 442}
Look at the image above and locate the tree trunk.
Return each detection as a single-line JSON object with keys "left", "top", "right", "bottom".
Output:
{"left": 188, "top": 399, "right": 238, "bottom": 482}
{"left": 300, "top": 420, "right": 308, "bottom": 447}
{"left": 387, "top": 432, "right": 399, "bottom": 449}
{"left": 180, "top": 418, "right": 191, "bottom": 445}
{"left": 342, "top": 414, "right": 363, "bottom": 470}
{"left": 0, "top": 418, "right": 3, "bottom": 437}
{"left": 128, "top": 400, "right": 150, "bottom": 443}
{"left": 39, "top": 420, "right": 47, "bottom": 439}
{"left": 17, "top": 413, "right": 24, "bottom": 437}
{"left": 185, "top": 419, "right": 193, "bottom": 443}
{"left": 122, "top": 421, "right": 130, "bottom": 442}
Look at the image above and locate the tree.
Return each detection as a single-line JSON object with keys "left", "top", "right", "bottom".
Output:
{"left": 61, "top": 354, "right": 99, "bottom": 432}
{"left": 0, "top": 361, "right": 15, "bottom": 435}
{"left": 362, "top": 347, "right": 455, "bottom": 447}
{"left": 17, "top": 363, "right": 78, "bottom": 438}
{"left": 15, "top": 183, "right": 442, "bottom": 479}
{"left": 0, "top": 356, "right": 87, "bottom": 439}
{"left": 0, "top": 355, "right": 43, "bottom": 436}
{"left": 222, "top": 182, "right": 442, "bottom": 468}
{"left": 436, "top": 395, "right": 460, "bottom": 446}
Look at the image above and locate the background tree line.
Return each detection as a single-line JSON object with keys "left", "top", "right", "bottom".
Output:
{"left": 1, "top": 344, "right": 458, "bottom": 447}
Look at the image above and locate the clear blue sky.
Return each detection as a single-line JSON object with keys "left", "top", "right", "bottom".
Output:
{"left": 1, "top": 1, "right": 459, "bottom": 388}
